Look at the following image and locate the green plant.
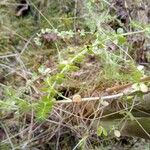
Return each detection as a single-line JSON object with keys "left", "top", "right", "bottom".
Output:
{"left": 0, "top": 0, "right": 150, "bottom": 149}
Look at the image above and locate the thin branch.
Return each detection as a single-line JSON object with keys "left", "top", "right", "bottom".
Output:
{"left": 0, "top": 54, "right": 17, "bottom": 59}
{"left": 106, "top": 76, "right": 150, "bottom": 93}
{"left": 56, "top": 93, "right": 124, "bottom": 104}
{"left": 0, "top": 123, "right": 15, "bottom": 150}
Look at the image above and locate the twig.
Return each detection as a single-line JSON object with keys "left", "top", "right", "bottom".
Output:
{"left": 56, "top": 84, "right": 149, "bottom": 104}
{"left": 134, "top": 118, "right": 150, "bottom": 138}
{"left": 0, "top": 122, "right": 15, "bottom": 150}
{"left": 20, "top": 34, "right": 35, "bottom": 55}
{"left": 56, "top": 93, "right": 124, "bottom": 104}
{"left": 0, "top": 54, "right": 17, "bottom": 59}
{"left": 106, "top": 76, "right": 150, "bottom": 93}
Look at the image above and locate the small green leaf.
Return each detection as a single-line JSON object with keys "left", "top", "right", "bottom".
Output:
{"left": 17, "top": 98, "right": 30, "bottom": 113}
{"left": 74, "top": 55, "right": 85, "bottom": 63}
{"left": 67, "top": 65, "right": 79, "bottom": 72}
{"left": 38, "top": 65, "right": 46, "bottom": 74}
{"left": 102, "top": 128, "right": 108, "bottom": 137}
{"left": 80, "top": 29, "right": 85, "bottom": 36}
{"left": 126, "top": 96, "right": 134, "bottom": 100}
{"left": 32, "top": 72, "right": 38, "bottom": 80}
{"left": 117, "top": 35, "right": 126, "bottom": 44}
{"left": 97, "top": 126, "right": 103, "bottom": 136}
{"left": 35, "top": 96, "right": 55, "bottom": 120}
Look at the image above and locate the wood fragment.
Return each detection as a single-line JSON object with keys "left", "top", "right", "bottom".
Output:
{"left": 106, "top": 76, "right": 150, "bottom": 93}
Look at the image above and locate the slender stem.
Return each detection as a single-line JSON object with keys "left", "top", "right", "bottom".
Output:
{"left": 56, "top": 93, "right": 124, "bottom": 104}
